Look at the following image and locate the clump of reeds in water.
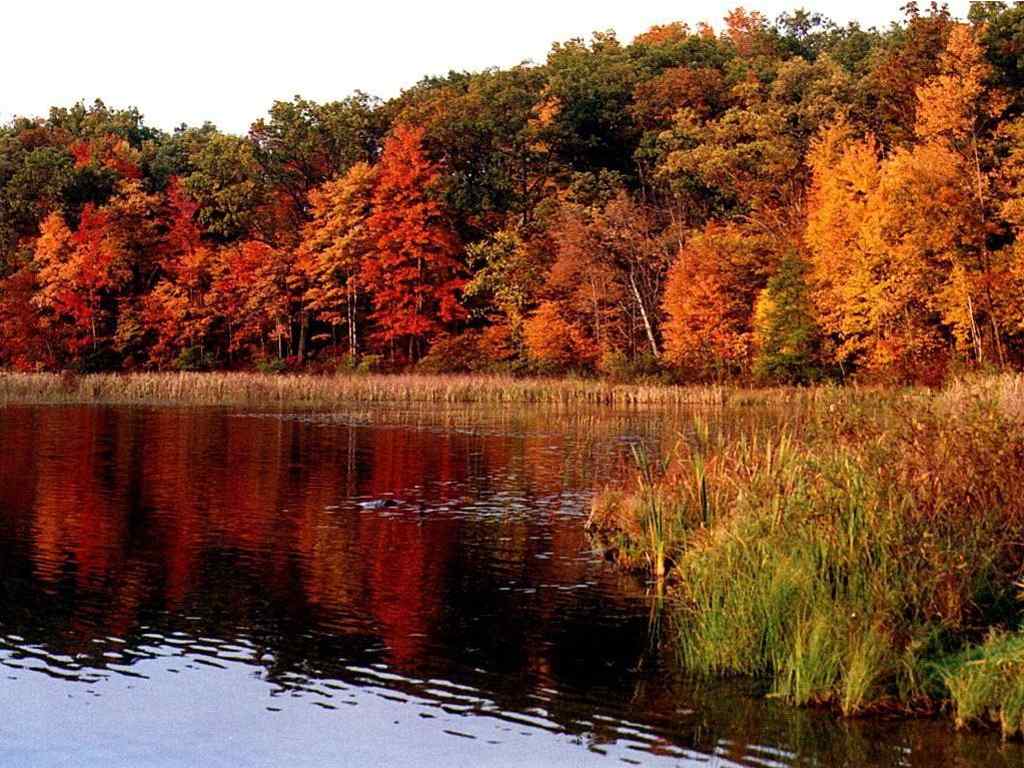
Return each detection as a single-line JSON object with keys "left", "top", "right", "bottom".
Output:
{"left": 587, "top": 416, "right": 722, "bottom": 579}
{"left": 589, "top": 382, "right": 1024, "bottom": 733}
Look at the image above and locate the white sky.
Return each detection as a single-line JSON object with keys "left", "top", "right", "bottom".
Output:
{"left": 3, "top": 0, "right": 975, "bottom": 136}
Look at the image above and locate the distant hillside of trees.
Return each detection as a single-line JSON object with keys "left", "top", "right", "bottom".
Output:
{"left": 3, "top": 2, "right": 1024, "bottom": 384}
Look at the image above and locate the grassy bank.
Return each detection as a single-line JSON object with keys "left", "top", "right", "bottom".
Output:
{"left": 588, "top": 376, "right": 1024, "bottom": 735}
{"left": 0, "top": 370, "right": 861, "bottom": 408}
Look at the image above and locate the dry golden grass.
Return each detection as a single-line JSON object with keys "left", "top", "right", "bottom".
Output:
{"left": 0, "top": 371, "right": 737, "bottom": 407}
{"left": 1, "top": 370, "right": 1005, "bottom": 409}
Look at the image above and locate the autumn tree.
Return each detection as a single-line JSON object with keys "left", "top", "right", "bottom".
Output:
{"left": 524, "top": 186, "right": 671, "bottom": 368}
{"left": 523, "top": 300, "right": 593, "bottom": 369}
{"left": 0, "top": 125, "right": 73, "bottom": 265}
{"left": 292, "top": 161, "right": 376, "bottom": 357}
{"left": 392, "top": 67, "right": 552, "bottom": 233}
{"left": 32, "top": 206, "right": 128, "bottom": 362}
{"left": 0, "top": 268, "right": 56, "bottom": 370}
{"left": 723, "top": 7, "right": 778, "bottom": 59}
{"left": 915, "top": 23, "right": 1009, "bottom": 365}
{"left": 141, "top": 182, "right": 217, "bottom": 367}
{"left": 655, "top": 53, "right": 851, "bottom": 236}
{"left": 209, "top": 240, "right": 291, "bottom": 361}
{"left": 855, "top": 2, "right": 954, "bottom": 146}
{"left": 805, "top": 26, "right": 1012, "bottom": 381}
{"left": 363, "top": 125, "right": 465, "bottom": 361}
{"left": 804, "top": 121, "right": 883, "bottom": 373}
{"left": 464, "top": 226, "right": 549, "bottom": 354}
{"left": 6, "top": 8, "right": 1024, "bottom": 382}
{"left": 751, "top": 251, "right": 823, "bottom": 383}
{"left": 249, "top": 95, "right": 385, "bottom": 243}
{"left": 661, "top": 224, "right": 774, "bottom": 380}
{"left": 631, "top": 66, "right": 730, "bottom": 132}
{"left": 30, "top": 180, "right": 160, "bottom": 367}
{"left": 806, "top": 124, "right": 953, "bottom": 382}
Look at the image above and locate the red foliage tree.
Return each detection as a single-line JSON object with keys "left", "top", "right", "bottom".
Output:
{"left": 32, "top": 205, "right": 133, "bottom": 358}
{"left": 363, "top": 125, "right": 465, "bottom": 361}
{"left": 141, "top": 181, "right": 218, "bottom": 366}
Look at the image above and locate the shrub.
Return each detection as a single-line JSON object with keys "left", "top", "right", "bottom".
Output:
{"left": 417, "top": 331, "right": 487, "bottom": 374}
{"left": 174, "top": 347, "right": 215, "bottom": 372}
{"left": 336, "top": 353, "right": 384, "bottom": 375}
{"left": 254, "top": 357, "right": 286, "bottom": 375}
{"left": 944, "top": 631, "right": 1024, "bottom": 738}
{"left": 598, "top": 350, "right": 665, "bottom": 384}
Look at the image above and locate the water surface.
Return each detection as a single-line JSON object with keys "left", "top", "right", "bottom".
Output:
{"left": 0, "top": 404, "right": 1019, "bottom": 767}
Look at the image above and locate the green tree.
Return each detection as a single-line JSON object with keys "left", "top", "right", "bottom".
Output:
{"left": 752, "top": 252, "right": 824, "bottom": 383}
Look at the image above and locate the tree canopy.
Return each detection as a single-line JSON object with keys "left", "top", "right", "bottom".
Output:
{"left": 4, "top": 5, "right": 1024, "bottom": 383}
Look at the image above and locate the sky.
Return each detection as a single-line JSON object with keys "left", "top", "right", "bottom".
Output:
{"left": 3, "top": 0, "right": 976, "bottom": 136}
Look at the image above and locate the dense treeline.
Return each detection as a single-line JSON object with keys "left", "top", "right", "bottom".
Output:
{"left": 4, "top": 2, "right": 1024, "bottom": 383}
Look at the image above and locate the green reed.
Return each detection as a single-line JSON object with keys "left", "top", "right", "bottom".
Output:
{"left": 590, "top": 379, "right": 1024, "bottom": 730}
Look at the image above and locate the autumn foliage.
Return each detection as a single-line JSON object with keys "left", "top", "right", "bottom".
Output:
{"left": 363, "top": 126, "right": 465, "bottom": 361}
{"left": 5, "top": 7, "right": 1024, "bottom": 383}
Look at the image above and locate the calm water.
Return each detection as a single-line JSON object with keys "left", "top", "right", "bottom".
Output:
{"left": 0, "top": 404, "right": 1021, "bottom": 767}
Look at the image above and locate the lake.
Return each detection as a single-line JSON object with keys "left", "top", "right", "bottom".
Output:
{"left": 0, "top": 404, "right": 1019, "bottom": 767}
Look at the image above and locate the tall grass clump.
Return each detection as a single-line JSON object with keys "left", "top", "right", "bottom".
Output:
{"left": 942, "top": 632, "right": 1024, "bottom": 737}
{"left": 590, "top": 384, "right": 1024, "bottom": 723}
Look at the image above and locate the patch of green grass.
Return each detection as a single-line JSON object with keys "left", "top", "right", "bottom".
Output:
{"left": 944, "top": 632, "right": 1024, "bottom": 737}
{"left": 590, "top": 379, "right": 1024, "bottom": 728}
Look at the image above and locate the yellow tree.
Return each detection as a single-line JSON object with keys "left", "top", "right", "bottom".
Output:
{"left": 997, "top": 118, "right": 1024, "bottom": 346}
{"left": 807, "top": 116, "right": 988, "bottom": 382}
{"left": 804, "top": 120, "right": 883, "bottom": 373}
{"left": 915, "top": 23, "right": 1009, "bottom": 365}
{"left": 860, "top": 143, "right": 973, "bottom": 381}
{"left": 292, "top": 162, "right": 376, "bottom": 356}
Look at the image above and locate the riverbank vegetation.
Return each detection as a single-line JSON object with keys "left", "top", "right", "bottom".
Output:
{"left": 588, "top": 375, "right": 1024, "bottom": 735}
{"left": 0, "top": 371, "right": 744, "bottom": 406}
{"left": 5, "top": 5, "right": 1024, "bottom": 386}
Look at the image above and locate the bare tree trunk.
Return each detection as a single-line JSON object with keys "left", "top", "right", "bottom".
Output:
{"left": 589, "top": 276, "right": 602, "bottom": 349}
{"left": 347, "top": 282, "right": 358, "bottom": 357}
{"left": 629, "top": 270, "right": 659, "bottom": 357}
{"left": 297, "top": 311, "right": 308, "bottom": 362}
{"left": 967, "top": 293, "right": 982, "bottom": 364}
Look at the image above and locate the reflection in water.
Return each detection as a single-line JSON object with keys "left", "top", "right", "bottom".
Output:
{"left": 0, "top": 404, "right": 1020, "bottom": 767}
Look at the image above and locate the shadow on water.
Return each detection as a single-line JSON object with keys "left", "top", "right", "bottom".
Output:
{"left": 0, "top": 404, "right": 1021, "bottom": 767}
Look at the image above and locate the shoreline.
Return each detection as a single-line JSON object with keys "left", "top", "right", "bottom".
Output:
{"left": 0, "top": 370, "right": 860, "bottom": 408}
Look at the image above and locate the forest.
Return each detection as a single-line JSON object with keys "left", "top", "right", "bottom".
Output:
{"left": 3, "top": 2, "right": 1024, "bottom": 385}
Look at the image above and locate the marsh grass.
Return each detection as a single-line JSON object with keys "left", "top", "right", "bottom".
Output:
{"left": 943, "top": 633, "right": 1024, "bottom": 738}
{"left": 590, "top": 378, "right": 1024, "bottom": 728}
{"left": 0, "top": 371, "right": 741, "bottom": 407}
{"left": 0, "top": 371, "right": 906, "bottom": 409}
{"left": 630, "top": 444, "right": 675, "bottom": 580}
